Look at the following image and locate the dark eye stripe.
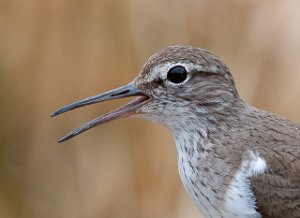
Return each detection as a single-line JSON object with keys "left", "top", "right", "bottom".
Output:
{"left": 150, "top": 77, "right": 165, "bottom": 88}
{"left": 192, "top": 70, "right": 217, "bottom": 76}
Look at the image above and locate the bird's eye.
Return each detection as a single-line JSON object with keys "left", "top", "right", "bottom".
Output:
{"left": 167, "top": 66, "right": 187, "bottom": 84}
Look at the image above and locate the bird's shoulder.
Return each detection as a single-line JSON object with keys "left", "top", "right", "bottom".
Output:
{"left": 241, "top": 108, "right": 300, "bottom": 217}
{"left": 251, "top": 173, "right": 300, "bottom": 217}
{"left": 243, "top": 108, "right": 300, "bottom": 181}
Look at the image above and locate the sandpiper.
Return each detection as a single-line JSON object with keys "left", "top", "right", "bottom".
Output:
{"left": 52, "top": 45, "right": 300, "bottom": 218}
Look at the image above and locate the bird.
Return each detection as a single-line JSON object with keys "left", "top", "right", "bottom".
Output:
{"left": 52, "top": 45, "right": 300, "bottom": 218}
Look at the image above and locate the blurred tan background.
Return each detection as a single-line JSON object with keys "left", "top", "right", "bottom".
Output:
{"left": 0, "top": 1, "right": 300, "bottom": 218}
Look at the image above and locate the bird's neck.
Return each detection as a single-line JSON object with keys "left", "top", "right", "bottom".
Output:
{"left": 172, "top": 124, "right": 226, "bottom": 217}
{"left": 170, "top": 108, "right": 227, "bottom": 214}
{"left": 170, "top": 100, "right": 261, "bottom": 217}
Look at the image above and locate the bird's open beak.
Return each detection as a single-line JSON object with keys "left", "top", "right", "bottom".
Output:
{"left": 51, "top": 83, "right": 149, "bottom": 142}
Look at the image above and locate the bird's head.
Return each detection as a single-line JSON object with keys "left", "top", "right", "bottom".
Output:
{"left": 52, "top": 45, "right": 240, "bottom": 142}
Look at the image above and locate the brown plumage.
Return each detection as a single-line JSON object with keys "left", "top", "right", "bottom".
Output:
{"left": 52, "top": 45, "right": 300, "bottom": 218}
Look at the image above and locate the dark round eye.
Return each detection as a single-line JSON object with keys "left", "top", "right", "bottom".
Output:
{"left": 167, "top": 66, "right": 187, "bottom": 84}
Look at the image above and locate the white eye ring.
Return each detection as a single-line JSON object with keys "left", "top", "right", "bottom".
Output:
{"left": 152, "top": 62, "right": 191, "bottom": 86}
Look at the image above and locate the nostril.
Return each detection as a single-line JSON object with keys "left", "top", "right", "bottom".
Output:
{"left": 111, "top": 90, "right": 130, "bottom": 96}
